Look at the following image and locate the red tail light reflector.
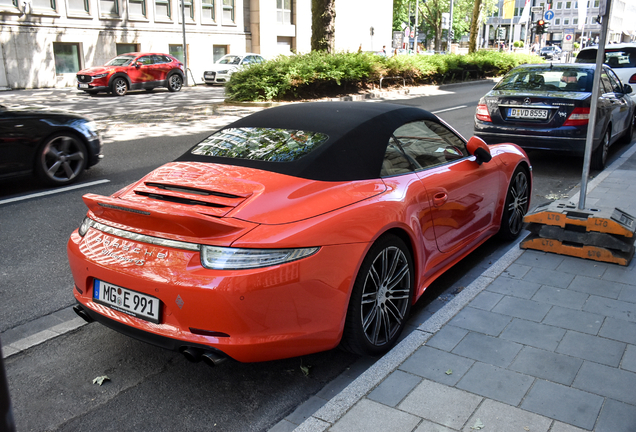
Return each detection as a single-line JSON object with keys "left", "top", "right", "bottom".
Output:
{"left": 563, "top": 107, "right": 590, "bottom": 126}
{"left": 629, "top": 74, "right": 636, "bottom": 84}
{"left": 476, "top": 104, "right": 492, "bottom": 122}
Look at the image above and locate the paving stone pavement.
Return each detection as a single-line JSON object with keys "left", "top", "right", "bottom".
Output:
{"left": 277, "top": 144, "right": 636, "bottom": 432}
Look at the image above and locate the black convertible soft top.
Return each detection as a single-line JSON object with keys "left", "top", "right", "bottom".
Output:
{"left": 176, "top": 101, "right": 439, "bottom": 181}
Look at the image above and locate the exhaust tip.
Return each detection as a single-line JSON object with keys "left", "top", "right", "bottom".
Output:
{"left": 201, "top": 351, "right": 227, "bottom": 367}
{"left": 181, "top": 347, "right": 203, "bottom": 363}
{"left": 73, "top": 305, "right": 94, "bottom": 323}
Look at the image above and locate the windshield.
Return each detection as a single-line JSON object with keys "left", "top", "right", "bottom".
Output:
{"left": 494, "top": 67, "right": 594, "bottom": 92}
{"left": 105, "top": 55, "right": 135, "bottom": 66}
{"left": 190, "top": 128, "right": 329, "bottom": 162}
{"left": 217, "top": 55, "right": 242, "bottom": 65}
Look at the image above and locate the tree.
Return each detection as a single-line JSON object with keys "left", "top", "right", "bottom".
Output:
{"left": 311, "top": 0, "right": 336, "bottom": 53}
{"left": 468, "top": 0, "right": 483, "bottom": 53}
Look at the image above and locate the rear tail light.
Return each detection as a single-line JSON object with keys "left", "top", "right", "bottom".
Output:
{"left": 476, "top": 104, "right": 492, "bottom": 122}
{"left": 629, "top": 73, "right": 636, "bottom": 84}
{"left": 563, "top": 107, "right": 590, "bottom": 126}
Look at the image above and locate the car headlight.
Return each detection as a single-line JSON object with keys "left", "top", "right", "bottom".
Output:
{"left": 200, "top": 245, "right": 320, "bottom": 270}
{"left": 93, "top": 73, "right": 108, "bottom": 79}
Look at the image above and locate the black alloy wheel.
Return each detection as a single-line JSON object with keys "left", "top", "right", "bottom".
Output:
{"left": 498, "top": 166, "right": 530, "bottom": 240}
{"left": 591, "top": 128, "right": 611, "bottom": 171}
{"left": 35, "top": 133, "right": 87, "bottom": 185}
{"left": 168, "top": 74, "right": 183, "bottom": 92}
{"left": 341, "top": 235, "right": 414, "bottom": 356}
{"left": 111, "top": 77, "right": 128, "bottom": 96}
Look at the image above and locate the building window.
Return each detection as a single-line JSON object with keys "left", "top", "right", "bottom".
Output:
{"left": 182, "top": 0, "right": 193, "bottom": 19}
{"left": 32, "top": 0, "right": 56, "bottom": 10}
{"left": 116, "top": 43, "right": 139, "bottom": 54}
{"left": 0, "top": 0, "right": 18, "bottom": 6}
{"left": 584, "top": 16, "right": 588, "bottom": 24}
{"left": 201, "top": 0, "right": 214, "bottom": 20}
{"left": 67, "top": 0, "right": 89, "bottom": 13}
{"left": 100, "top": 0, "right": 119, "bottom": 15}
{"left": 555, "top": 18, "right": 561, "bottom": 25}
{"left": 222, "top": 0, "right": 233, "bottom": 22}
{"left": 593, "top": 0, "right": 599, "bottom": 6}
{"left": 565, "top": 1, "right": 571, "bottom": 7}
{"left": 213, "top": 45, "right": 227, "bottom": 62}
{"left": 53, "top": 42, "right": 81, "bottom": 74}
{"left": 556, "top": 1, "right": 562, "bottom": 8}
{"left": 563, "top": 18, "right": 569, "bottom": 24}
{"left": 169, "top": 44, "right": 186, "bottom": 62}
{"left": 128, "top": 0, "right": 145, "bottom": 16}
{"left": 277, "top": 0, "right": 292, "bottom": 24}
{"left": 155, "top": 0, "right": 170, "bottom": 18}
{"left": 574, "top": 1, "right": 578, "bottom": 8}
{"left": 573, "top": 17, "right": 578, "bottom": 24}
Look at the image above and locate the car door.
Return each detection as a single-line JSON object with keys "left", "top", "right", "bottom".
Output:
{"left": 0, "top": 111, "right": 39, "bottom": 177}
{"left": 600, "top": 67, "right": 630, "bottom": 141}
{"left": 393, "top": 120, "right": 501, "bottom": 254}
{"left": 151, "top": 55, "right": 170, "bottom": 82}
{"left": 128, "top": 55, "right": 153, "bottom": 86}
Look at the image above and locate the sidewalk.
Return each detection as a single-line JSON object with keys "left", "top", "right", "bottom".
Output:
{"left": 284, "top": 144, "right": 636, "bottom": 432}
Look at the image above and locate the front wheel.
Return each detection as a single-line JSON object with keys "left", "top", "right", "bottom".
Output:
{"left": 35, "top": 133, "right": 87, "bottom": 186}
{"left": 591, "top": 128, "right": 610, "bottom": 171}
{"left": 341, "top": 235, "right": 414, "bottom": 356}
{"left": 498, "top": 166, "right": 530, "bottom": 240}
{"left": 167, "top": 74, "right": 183, "bottom": 92}
{"left": 111, "top": 77, "right": 128, "bottom": 96}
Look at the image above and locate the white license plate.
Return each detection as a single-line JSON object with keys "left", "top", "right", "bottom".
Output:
{"left": 508, "top": 108, "right": 548, "bottom": 119}
{"left": 79, "top": 83, "right": 89, "bottom": 89}
{"left": 93, "top": 280, "right": 161, "bottom": 323}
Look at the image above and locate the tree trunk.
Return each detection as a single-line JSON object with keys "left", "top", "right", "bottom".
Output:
{"left": 311, "top": 0, "right": 336, "bottom": 52}
{"left": 468, "top": 0, "right": 483, "bottom": 53}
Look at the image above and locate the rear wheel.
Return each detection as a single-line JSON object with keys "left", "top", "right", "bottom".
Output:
{"left": 591, "top": 128, "right": 610, "bottom": 171}
{"left": 167, "top": 74, "right": 183, "bottom": 92}
{"left": 341, "top": 235, "right": 414, "bottom": 356}
{"left": 498, "top": 166, "right": 530, "bottom": 240}
{"left": 111, "top": 77, "right": 128, "bottom": 96}
{"left": 35, "top": 133, "right": 87, "bottom": 186}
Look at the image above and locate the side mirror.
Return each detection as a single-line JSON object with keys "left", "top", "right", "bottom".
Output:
{"left": 624, "top": 84, "right": 633, "bottom": 94}
{"left": 466, "top": 136, "right": 492, "bottom": 165}
{"left": 134, "top": 62, "right": 141, "bottom": 68}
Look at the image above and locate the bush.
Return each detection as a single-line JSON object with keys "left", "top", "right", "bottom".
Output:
{"left": 513, "top": 41, "right": 524, "bottom": 48}
{"left": 225, "top": 50, "right": 543, "bottom": 102}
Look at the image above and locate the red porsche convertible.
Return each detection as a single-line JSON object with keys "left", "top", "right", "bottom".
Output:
{"left": 68, "top": 102, "right": 531, "bottom": 364}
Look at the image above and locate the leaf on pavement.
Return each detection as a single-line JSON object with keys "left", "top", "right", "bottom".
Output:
{"left": 445, "top": 369, "right": 453, "bottom": 375}
{"left": 92, "top": 375, "right": 110, "bottom": 386}
{"left": 471, "top": 418, "right": 484, "bottom": 430}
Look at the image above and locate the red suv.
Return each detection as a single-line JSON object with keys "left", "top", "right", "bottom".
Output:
{"left": 76, "top": 52, "right": 185, "bottom": 96}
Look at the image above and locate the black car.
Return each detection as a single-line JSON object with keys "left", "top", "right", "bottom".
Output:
{"left": 539, "top": 45, "right": 562, "bottom": 60}
{"left": 0, "top": 106, "right": 102, "bottom": 185}
{"left": 474, "top": 63, "right": 635, "bottom": 170}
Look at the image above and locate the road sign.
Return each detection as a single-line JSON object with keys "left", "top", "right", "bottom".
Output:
{"left": 531, "top": 6, "right": 543, "bottom": 12}
{"left": 563, "top": 29, "right": 575, "bottom": 51}
{"left": 544, "top": 10, "right": 554, "bottom": 21}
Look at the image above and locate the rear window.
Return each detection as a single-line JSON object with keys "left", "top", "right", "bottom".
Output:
{"left": 495, "top": 67, "right": 594, "bottom": 93}
{"left": 190, "top": 128, "right": 329, "bottom": 162}
{"left": 576, "top": 47, "right": 636, "bottom": 69}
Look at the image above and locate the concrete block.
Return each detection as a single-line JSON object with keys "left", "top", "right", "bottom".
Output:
{"left": 500, "top": 318, "right": 566, "bottom": 352}
{"left": 567, "top": 275, "right": 623, "bottom": 299}
{"left": 485, "top": 276, "right": 541, "bottom": 299}
{"left": 595, "top": 398, "right": 636, "bottom": 432}
{"left": 531, "top": 286, "right": 588, "bottom": 310}
{"left": 522, "top": 267, "right": 575, "bottom": 289}
{"left": 469, "top": 290, "right": 503, "bottom": 311}
{"left": 508, "top": 346, "right": 583, "bottom": 386}
{"left": 515, "top": 250, "right": 564, "bottom": 270}
{"left": 330, "top": 399, "right": 420, "bottom": 432}
{"left": 542, "top": 306, "right": 604, "bottom": 335}
{"left": 367, "top": 370, "right": 421, "bottom": 407}
{"left": 452, "top": 332, "right": 522, "bottom": 368}
{"left": 556, "top": 331, "right": 626, "bottom": 367}
{"left": 599, "top": 317, "right": 636, "bottom": 344}
{"left": 556, "top": 256, "right": 608, "bottom": 278}
{"left": 521, "top": 379, "right": 604, "bottom": 430}
{"left": 491, "top": 296, "right": 552, "bottom": 322}
{"left": 426, "top": 325, "right": 469, "bottom": 352}
{"left": 584, "top": 296, "right": 636, "bottom": 323}
{"left": 400, "top": 346, "right": 474, "bottom": 386}
{"left": 573, "top": 361, "right": 636, "bottom": 405}
{"left": 448, "top": 307, "right": 511, "bottom": 337}
{"left": 456, "top": 362, "right": 534, "bottom": 406}
{"left": 461, "top": 399, "right": 551, "bottom": 432}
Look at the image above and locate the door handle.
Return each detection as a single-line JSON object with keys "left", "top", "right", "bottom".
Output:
{"left": 433, "top": 192, "right": 448, "bottom": 207}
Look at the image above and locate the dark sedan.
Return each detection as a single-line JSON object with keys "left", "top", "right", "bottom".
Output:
{"left": 474, "top": 63, "right": 635, "bottom": 170}
{"left": 0, "top": 106, "right": 103, "bottom": 185}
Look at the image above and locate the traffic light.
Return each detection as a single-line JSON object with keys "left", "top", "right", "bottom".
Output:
{"left": 536, "top": 19, "right": 545, "bottom": 34}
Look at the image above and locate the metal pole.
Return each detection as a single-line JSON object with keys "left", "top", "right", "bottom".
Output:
{"left": 181, "top": 0, "right": 188, "bottom": 86}
{"left": 449, "top": 0, "right": 454, "bottom": 51}
{"left": 415, "top": 0, "right": 418, "bottom": 53}
{"left": 578, "top": 0, "right": 611, "bottom": 210}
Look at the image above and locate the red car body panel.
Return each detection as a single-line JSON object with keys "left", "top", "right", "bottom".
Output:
{"left": 67, "top": 138, "right": 530, "bottom": 362}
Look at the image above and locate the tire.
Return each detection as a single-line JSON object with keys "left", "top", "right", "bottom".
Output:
{"left": 145, "top": 88, "right": 154, "bottom": 92}
{"left": 591, "top": 128, "right": 610, "bottom": 171}
{"left": 85, "top": 90, "right": 99, "bottom": 95}
{"left": 498, "top": 166, "right": 530, "bottom": 240}
{"left": 35, "top": 133, "right": 88, "bottom": 186}
{"left": 167, "top": 74, "right": 183, "bottom": 92}
{"left": 111, "top": 77, "right": 128, "bottom": 96}
{"left": 341, "top": 234, "right": 414, "bottom": 356}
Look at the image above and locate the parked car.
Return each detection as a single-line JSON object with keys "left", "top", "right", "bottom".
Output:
{"left": 474, "top": 63, "right": 635, "bottom": 171}
{"left": 68, "top": 101, "right": 532, "bottom": 364}
{"left": 575, "top": 42, "right": 636, "bottom": 101}
{"left": 202, "top": 53, "right": 265, "bottom": 85}
{"left": 539, "top": 45, "right": 562, "bottom": 60}
{"left": 76, "top": 53, "right": 184, "bottom": 96}
{"left": 0, "top": 106, "right": 102, "bottom": 185}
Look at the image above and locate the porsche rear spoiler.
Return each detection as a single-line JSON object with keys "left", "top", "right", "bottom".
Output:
{"left": 82, "top": 193, "right": 258, "bottom": 246}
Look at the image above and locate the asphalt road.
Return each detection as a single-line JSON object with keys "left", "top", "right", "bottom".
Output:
{"left": 1, "top": 82, "right": 633, "bottom": 432}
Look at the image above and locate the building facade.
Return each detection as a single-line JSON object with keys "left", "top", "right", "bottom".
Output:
{"left": 0, "top": 0, "right": 392, "bottom": 89}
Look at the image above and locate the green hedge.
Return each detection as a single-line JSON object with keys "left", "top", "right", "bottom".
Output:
{"left": 225, "top": 50, "right": 542, "bottom": 102}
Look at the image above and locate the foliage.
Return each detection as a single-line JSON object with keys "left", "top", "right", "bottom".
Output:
{"left": 513, "top": 40, "right": 524, "bottom": 48}
{"left": 573, "top": 42, "right": 580, "bottom": 50}
{"left": 225, "top": 51, "right": 543, "bottom": 102}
